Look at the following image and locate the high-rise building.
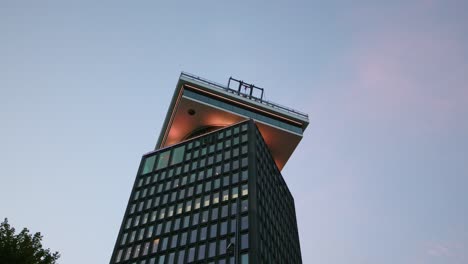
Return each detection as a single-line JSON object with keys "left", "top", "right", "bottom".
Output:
{"left": 110, "top": 73, "right": 309, "bottom": 264}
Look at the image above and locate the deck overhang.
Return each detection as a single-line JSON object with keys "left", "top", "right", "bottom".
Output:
{"left": 156, "top": 73, "right": 309, "bottom": 171}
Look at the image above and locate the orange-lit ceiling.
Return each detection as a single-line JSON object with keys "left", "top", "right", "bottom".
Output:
{"left": 159, "top": 89, "right": 303, "bottom": 171}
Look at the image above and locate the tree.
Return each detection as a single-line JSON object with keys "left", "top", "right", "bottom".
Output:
{"left": 0, "top": 218, "right": 60, "bottom": 264}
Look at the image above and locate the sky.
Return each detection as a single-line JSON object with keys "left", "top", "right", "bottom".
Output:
{"left": 1, "top": 0, "right": 467, "bottom": 263}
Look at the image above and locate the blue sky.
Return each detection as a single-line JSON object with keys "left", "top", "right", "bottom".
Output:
{"left": 1, "top": 1, "right": 467, "bottom": 263}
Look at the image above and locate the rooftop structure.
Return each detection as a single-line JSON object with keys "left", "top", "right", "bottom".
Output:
{"left": 156, "top": 72, "right": 309, "bottom": 170}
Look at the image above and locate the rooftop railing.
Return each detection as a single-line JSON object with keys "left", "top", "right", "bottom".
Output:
{"left": 180, "top": 72, "right": 309, "bottom": 120}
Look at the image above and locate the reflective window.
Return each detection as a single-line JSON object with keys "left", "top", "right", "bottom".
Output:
{"left": 177, "top": 250, "right": 185, "bottom": 264}
{"left": 241, "top": 253, "right": 249, "bottom": 264}
{"left": 156, "top": 150, "right": 170, "bottom": 170}
{"left": 171, "top": 234, "right": 178, "bottom": 248}
{"left": 208, "top": 241, "right": 216, "bottom": 258}
{"left": 220, "top": 221, "right": 227, "bottom": 235}
{"left": 210, "top": 224, "right": 217, "bottom": 238}
{"left": 222, "top": 190, "right": 229, "bottom": 201}
{"left": 171, "top": 145, "right": 185, "bottom": 165}
{"left": 188, "top": 247, "right": 195, "bottom": 262}
{"left": 241, "top": 233, "right": 249, "bottom": 249}
{"left": 142, "top": 155, "right": 156, "bottom": 174}
{"left": 190, "top": 229, "right": 198, "bottom": 243}
{"left": 221, "top": 205, "right": 228, "bottom": 218}
{"left": 152, "top": 238, "right": 160, "bottom": 253}
{"left": 115, "top": 249, "right": 123, "bottom": 262}
{"left": 180, "top": 232, "right": 187, "bottom": 246}
{"left": 241, "top": 184, "right": 248, "bottom": 196}
{"left": 198, "top": 244, "right": 206, "bottom": 260}
{"left": 158, "top": 255, "right": 165, "bottom": 264}
{"left": 133, "top": 244, "right": 140, "bottom": 258}
{"left": 200, "top": 226, "right": 207, "bottom": 240}
{"left": 168, "top": 252, "right": 175, "bottom": 263}
{"left": 241, "top": 216, "right": 248, "bottom": 230}
{"left": 232, "top": 187, "right": 239, "bottom": 199}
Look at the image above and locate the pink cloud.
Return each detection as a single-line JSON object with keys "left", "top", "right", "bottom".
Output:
{"left": 341, "top": 4, "right": 468, "bottom": 133}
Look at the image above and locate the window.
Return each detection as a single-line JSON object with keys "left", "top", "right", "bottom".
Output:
{"left": 180, "top": 232, "right": 187, "bottom": 246}
{"left": 241, "top": 184, "right": 248, "bottom": 196}
{"left": 241, "top": 199, "right": 248, "bottom": 212}
{"left": 208, "top": 241, "right": 216, "bottom": 258}
{"left": 185, "top": 200, "right": 192, "bottom": 212}
{"left": 219, "top": 239, "right": 226, "bottom": 255}
{"left": 152, "top": 238, "right": 160, "bottom": 253}
{"left": 124, "top": 246, "right": 132, "bottom": 260}
{"left": 241, "top": 233, "right": 249, "bottom": 249}
{"left": 222, "top": 190, "right": 229, "bottom": 201}
{"left": 232, "top": 187, "right": 238, "bottom": 199}
{"left": 200, "top": 226, "right": 207, "bottom": 240}
{"left": 171, "top": 146, "right": 185, "bottom": 165}
{"left": 147, "top": 226, "right": 153, "bottom": 238}
{"left": 213, "top": 192, "right": 219, "bottom": 204}
{"left": 204, "top": 196, "right": 210, "bottom": 207}
{"left": 158, "top": 255, "right": 165, "bottom": 264}
{"left": 201, "top": 210, "right": 209, "bottom": 223}
{"left": 198, "top": 244, "right": 206, "bottom": 260}
{"left": 211, "top": 208, "right": 218, "bottom": 221}
{"left": 168, "top": 252, "right": 175, "bottom": 263}
{"left": 220, "top": 221, "right": 227, "bottom": 235}
{"left": 156, "top": 150, "right": 170, "bottom": 170}
{"left": 210, "top": 224, "right": 217, "bottom": 238}
{"left": 241, "top": 253, "right": 249, "bottom": 264}
{"left": 190, "top": 229, "right": 198, "bottom": 243}
{"left": 161, "top": 237, "right": 168, "bottom": 251}
{"left": 133, "top": 244, "right": 141, "bottom": 258}
{"left": 221, "top": 205, "right": 228, "bottom": 218}
{"left": 164, "top": 220, "right": 172, "bottom": 233}
{"left": 115, "top": 249, "right": 123, "bottom": 262}
{"left": 192, "top": 213, "right": 199, "bottom": 225}
{"left": 171, "top": 234, "right": 178, "bottom": 248}
{"left": 142, "top": 155, "right": 156, "bottom": 174}
{"left": 188, "top": 247, "right": 195, "bottom": 262}
{"left": 120, "top": 233, "right": 127, "bottom": 245}
{"left": 143, "top": 242, "right": 150, "bottom": 256}
{"left": 241, "top": 215, "right": 248, "bottom": 230}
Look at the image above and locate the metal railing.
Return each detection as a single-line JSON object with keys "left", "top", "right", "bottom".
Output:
{"left": 180, "top": 72, "right": 309, "bottom": 120}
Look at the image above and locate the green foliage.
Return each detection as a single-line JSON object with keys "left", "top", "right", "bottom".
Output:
{"left": 0, "top": 218, "right": 60, "bottom": 264}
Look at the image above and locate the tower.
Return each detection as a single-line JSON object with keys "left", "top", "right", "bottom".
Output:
{"left": 110, "top": 72, "right": 309, "bottom": 264}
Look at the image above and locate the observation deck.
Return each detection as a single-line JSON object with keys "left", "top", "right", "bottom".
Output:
{"left": 156, "top": 72, "right": 309, "bottom": 171}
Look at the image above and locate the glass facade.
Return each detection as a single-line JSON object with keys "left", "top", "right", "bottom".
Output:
{"left": 110, "top": 120, "right": 302, "bottom": 264}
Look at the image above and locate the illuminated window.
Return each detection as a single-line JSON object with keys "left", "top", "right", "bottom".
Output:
{"left": 198, "top": 244, "right": 206, "bottom": 260}
{"left": 152, "top": 239, "right": 160, "bottom": 253}
{"left": 222, "top": 190, "right": 229, "bottom": 201}
{"left": 241, "top": 184, "right": 248, "bottom": 196}
{"left": 232, "top": 187, "right": 238, "bottom": 199}
{"left": 213, "top": 192, "right": 219, "bottom": 204}
{"left": 204, "top": 195, "right": 210, "bottom": 207}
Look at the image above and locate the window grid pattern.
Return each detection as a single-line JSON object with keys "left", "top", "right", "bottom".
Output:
{"left": 254, "top": 126, "right": 302, "bottom": 264}
{"left": 112, "top": 122, "right": 250, "bottom": 264}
